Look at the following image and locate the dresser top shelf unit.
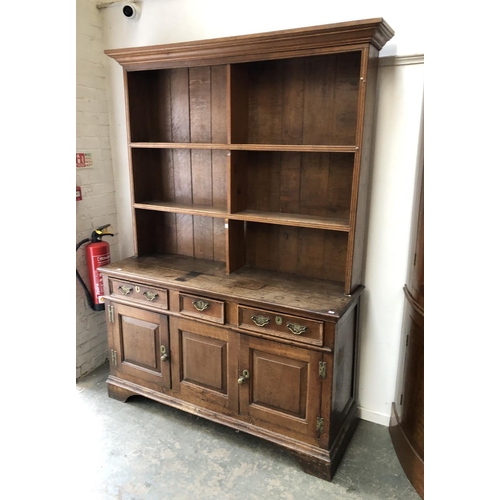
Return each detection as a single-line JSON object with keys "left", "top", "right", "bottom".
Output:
{"left": 105, "top": 18, "right": 394, "bottom": 296}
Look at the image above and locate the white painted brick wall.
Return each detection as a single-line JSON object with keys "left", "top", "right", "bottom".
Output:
{"left": 76, "top": 0, "right": 120, "bottom": 380}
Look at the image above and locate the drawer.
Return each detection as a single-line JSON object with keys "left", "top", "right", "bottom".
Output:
{"left": 178, "top": 293, "right": 225, "bottom": 324}
{"left": 237, "top": 306, "right": 323, "bottom": 346}
{"left": 109, "top": 279, "right": 168, "bottom": 309}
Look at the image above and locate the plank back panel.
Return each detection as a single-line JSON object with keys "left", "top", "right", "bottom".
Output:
{"left": 243, "top": 52, "right": 361, "bottom": 145}
{"left": 211, "top": 65, "right": 229, "bottom": 143}
{"left": 247, "top": 60, "right": 284, "bottom": 144}
{"left": 230, "top": 65, "right": 249, "bottom": 144}
{"left": 279, "top": 152, "right": 302, "bottom": 214}
{"left": 230, "top": 150, "right": 248, "bottom": 213}
{"left": 134, "top": 210, "right": 224, "bottom": 263}
{"left": 189, "top": 67, "right": 212, "bottom": 142}
{"left": 135, "top": 210, "right": 176, "bottom": 256}
{"left": 128, "top": 65, "right": 228, "bottom": 143}
{"left": 193, "top": 216, "right": 214, "bottom": 260}
{"left": 302, "top": 55, "right": 336, "bottom": 145}
{"left": 131, "top": 148, "right": 226, "bottom": 209}
{"left": 332, "top": 52, "right": 362, "bottom": 145}
{"left": 127, "top": 71, "right": 161, "bottom": 142}
{"left": 212, "top": 149, "right": 229, "bottom": 211}
{"left": 243, "top": 152, "right": 354, "bottom": 219}
{"left": 170, "top": 68, "right": 191, "bottom": 142}
{"left": 245, "top": 222, "right": 347, "bottom": 283}
{"left": 282, "top": 58, "right": 305, "bottom": 144}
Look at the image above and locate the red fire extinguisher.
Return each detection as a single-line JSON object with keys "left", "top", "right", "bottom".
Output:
{"left": 76, "top": 224, "right": 114, "bottom": 311}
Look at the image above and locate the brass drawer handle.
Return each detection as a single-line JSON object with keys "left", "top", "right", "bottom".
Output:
{"left": 251, "top": 314, "right": 270, "bottom": 327}
{"left": 118, "top": 285, "right": 132, "bottom": 295}
{"left": 286, "top": 322, "right": 308, "bottom": 335}
{"left": 143, "top": 291, "right": 159, "bottom": 302}
{"left": 192, "top": 300, "right": 210, "bottom": 312}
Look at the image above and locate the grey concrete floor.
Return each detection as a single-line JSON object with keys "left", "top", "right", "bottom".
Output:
{"left": 76, "top": 363, "right": 421, "bottom": 500}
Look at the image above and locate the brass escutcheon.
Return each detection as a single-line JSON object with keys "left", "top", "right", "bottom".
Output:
{"left": 275, "top": 316, "right": 282, "bottom": 326}
{"left": 135, "top": 286, "right": 140, "bottom": 293}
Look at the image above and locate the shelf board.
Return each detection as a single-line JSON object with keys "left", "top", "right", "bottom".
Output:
{"left": 130, "top": 142, "right": 358, "bottom": 153}
{"left": 230, "top": 210, "right": 351, "bottom": 231}
{"left": 230, "top": 144, "right": 358, "bottom": 153}
{"left": 134, "top": 202, "right": 228, "bottom": 218}
{"left": 133, "top": 203, "right": 351, "bottom": 231}
{"left": 131, "top": 142, "right": 229, "bottom": 150}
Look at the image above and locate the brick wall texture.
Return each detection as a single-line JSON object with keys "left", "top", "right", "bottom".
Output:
{"left": 76, "top": 0, "right": 120, "bottom": 379}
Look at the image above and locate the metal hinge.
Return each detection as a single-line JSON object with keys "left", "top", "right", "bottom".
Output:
{"left": 108, "top": 304, "right": 114, "bottom": 323}
{"left": 400, "top": 394, "right": 403, "bottom": 405}
{"left": 406, "top": 335, "right": 409, "bottom": 347}
{"left": 111, "top": 349, "right": 117, "bottom": 366}
{"left": 316, "top": 417, "right": 324, "bottom": 437}
{"left": 319, "top": 361, "right": 327, "bottom": 379}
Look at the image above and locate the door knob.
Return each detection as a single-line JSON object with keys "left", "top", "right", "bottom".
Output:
{"left": 161, "top": 345, "right": 169, "bottom": 361}
{"left": 238, "top": 369, "right": 250, "bottom": 384}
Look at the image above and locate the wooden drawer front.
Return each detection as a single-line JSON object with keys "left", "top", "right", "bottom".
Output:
{"left": 109, "top": 279, "right": 168, "bottom": 309}
{"left": 237, "top": 306, "right": 323, "bottom": 346}
{"left": 179, "top": 293, "right": 225, "bottom": 324}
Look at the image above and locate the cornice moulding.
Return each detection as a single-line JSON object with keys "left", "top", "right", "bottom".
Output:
{"left": 105, "top": 18, "right": 395, "bottom": 70}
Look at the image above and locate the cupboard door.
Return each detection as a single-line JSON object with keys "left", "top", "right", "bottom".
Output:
{"left": 170, "top": 317, "right": 239, "bottom": 414}
{"left": 110, "top": 302, "right": 171, "bottom": 390}
{"left": 239, "top": 335, "right": 322, "bottom": 439}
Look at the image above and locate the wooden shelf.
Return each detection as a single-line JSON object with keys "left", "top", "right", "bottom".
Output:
{"left": 131, "top": 142, "right": 229, "bottom": 150}
{"left": 134, "top": 202, "right": 351, "bottom": 231}
{"left": 230, "top": 144, "right": 359, "bottom": 153}
{"left": 134, "top": 202, "right": 228, "bottom": 218}
{"left": 230, "top": 210, "right": 351, "bottom": 231}
{"left": 130, "top": 142, "right": 358, "bottom": 153}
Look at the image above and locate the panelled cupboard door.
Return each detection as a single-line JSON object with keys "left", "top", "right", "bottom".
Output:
{"left": 169, "top": 317, "right": 239, "bottom": 414}
{"left": 110, "top": 302, "right": 171, "bottom": 389}
{"left": 238, "top": 335, "right": 323, "bottom": 439}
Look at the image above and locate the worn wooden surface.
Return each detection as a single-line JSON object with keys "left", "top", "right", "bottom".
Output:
{"left": 100, "top": 254, "right": 361, "bottom": 320}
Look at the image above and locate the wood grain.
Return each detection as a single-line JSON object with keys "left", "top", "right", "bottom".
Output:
{"left": 105, "top": 19, "right": 393, "bottom": 483}
{"left": 105, "top": 18, "right": 394, "bottom": 70}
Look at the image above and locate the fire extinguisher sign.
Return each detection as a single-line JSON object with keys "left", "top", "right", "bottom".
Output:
{"left": 76, "top": 152, "right": 93, "bottom": 168}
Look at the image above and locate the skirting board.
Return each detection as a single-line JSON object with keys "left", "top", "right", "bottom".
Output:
{"left": 357, "top": 406, "right": 391, "bottom": 426}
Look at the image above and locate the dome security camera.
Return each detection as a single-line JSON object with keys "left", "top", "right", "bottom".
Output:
{"left": 123, "top": 3, "right": 141, "bottom": 19}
